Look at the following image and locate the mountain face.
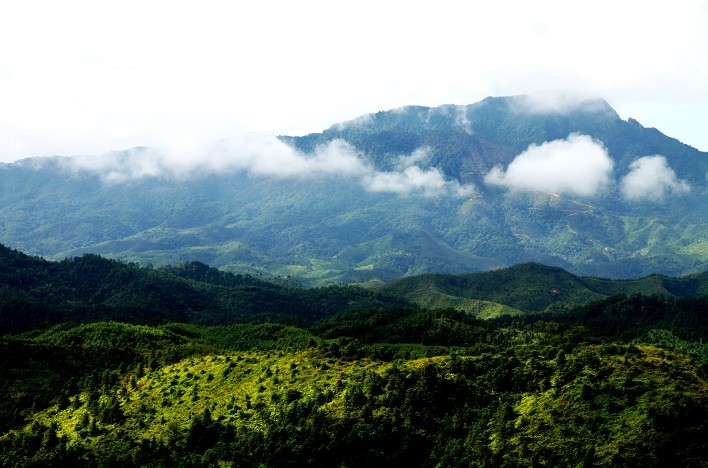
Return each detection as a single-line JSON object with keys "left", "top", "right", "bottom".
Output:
{"left": 0, "top": 94, "right": 706, "bottom": 283}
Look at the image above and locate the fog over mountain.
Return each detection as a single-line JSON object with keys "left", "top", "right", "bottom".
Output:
{"left": 484, "top": 134, "right": 614, "bottom": 197}
{"left": 61, "top": 137, "right": 474, "bottom": 197}
{"left": 1, "top": 94, "right": 706, "bottom": 283}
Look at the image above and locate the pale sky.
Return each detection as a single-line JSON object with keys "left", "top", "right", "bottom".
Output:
{"left": 1, "top": 0, "right": 707, "bottom": 163}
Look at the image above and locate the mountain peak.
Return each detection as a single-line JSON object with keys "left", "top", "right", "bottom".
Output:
{"left": 496, "top": 92, "right": 618, "bottom": 118}
{"left": 317, "top": 93, "right": 620, "bottom": 140}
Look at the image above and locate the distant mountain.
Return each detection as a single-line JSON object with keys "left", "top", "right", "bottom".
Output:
{"left": 0, "top": 94, "right": 706, "bottom": 282}
{"left": 285, "top": 95, "right": 707, "bottom": 186}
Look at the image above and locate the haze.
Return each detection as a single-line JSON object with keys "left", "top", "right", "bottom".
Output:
{"left": 0, "top": 0, "right": 706, "bottom": 162}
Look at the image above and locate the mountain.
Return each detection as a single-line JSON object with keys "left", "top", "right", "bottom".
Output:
{"left": 0, "top": 93, "right": 706, "bottom": 283}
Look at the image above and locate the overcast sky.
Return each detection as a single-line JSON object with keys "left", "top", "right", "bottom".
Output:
{"left": 0, "top": 0, "right": 706, "bottom": 163}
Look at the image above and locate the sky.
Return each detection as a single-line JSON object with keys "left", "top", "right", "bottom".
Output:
{"left": 0, "top": 0, "right": 707, "bottom": 163}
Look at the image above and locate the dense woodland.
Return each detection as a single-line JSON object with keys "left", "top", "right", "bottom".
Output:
{"left": 3, "top": 96, "right": 707, "bottom": 285}
{"left": 1, "top": 244, "right": 706, "bottom": 466}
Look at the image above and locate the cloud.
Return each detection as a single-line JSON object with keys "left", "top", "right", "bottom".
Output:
{"left": 484, "top": 134, "right": 613, "bottom": 196}
{"left": 620, "top": 155, "right": 690, "bottom": 201}
{"left": 62, "top": 135, "right": 474, "bottom": 197}
{"left": 1, "top": 1, "right": 708, "bottom": 163}
{"left": 395, "top": 147, "right": 430, "bottom": 170}
{"left": 333, "top": 114, "right": 375, "bottom": 131}
{"left": 364, "top": 166, "right": 474, "bottom": 197}
{"left": 509, "top": 91, "right": 614, "bottom": 116}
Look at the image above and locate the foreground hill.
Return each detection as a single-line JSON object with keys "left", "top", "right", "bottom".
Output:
{"left": 0, "top": 94, "right": 706, "bottom": 283}
{"left": 1, "top": 244, "right": 706, "bottom": 465}
{"left": 1, "top": 301, "right": 706, "bottom": 466}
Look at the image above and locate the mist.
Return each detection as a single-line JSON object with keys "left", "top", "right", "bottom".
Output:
{"left": 484, "top": 134, "right": 614, "bottom": 196}
{"left": 61, "top": 134, "right": 474, "bottom": 198}
{"left": 620, "top": 155, "right": 690, "bottom": 201}
{"left": 509, "top": 91, "right": 614, "bottom": 115}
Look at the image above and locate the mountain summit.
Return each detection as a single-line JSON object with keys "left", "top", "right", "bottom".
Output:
{"left": 287, "top": 93, "right": 705, "bottom": 187}
{"left": 0, "top": 94, "right": 706, "bottom": 283}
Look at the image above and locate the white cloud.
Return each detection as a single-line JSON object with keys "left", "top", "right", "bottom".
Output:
{"left": 395, "top": 147, "right": 430, "bottom": 170}
{"left": 1, "top": 1, "right": 707, "bottom": 163}
{"left": 62, "top": 135, "right": 474, "bottom": 197}
{"left": 620, "top": 155, "right": 690, "bottom": 201}
{"left": 364, "top": 166, "right": 474, "bottom": 197}
{"left": 509, "top": 91, "right": 614, "bottom": 115}
{"left": 484, "top": 134, "right": 614, "bottom": 196}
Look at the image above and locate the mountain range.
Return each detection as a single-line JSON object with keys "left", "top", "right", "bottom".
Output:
{"left": 0, "top": 93, "right": 706, "bottom": 284}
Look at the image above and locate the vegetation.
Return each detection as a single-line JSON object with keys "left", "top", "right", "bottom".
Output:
{"left": 1, "top": 95, "right": 706, "bottom": 284}
{"left": 382, "top": 262, "right": 708, "bottom": 313}
{"left": 0, "top": 247, "right": 706, "bottom": 466}
{"left": 0, "top": 244, "right": 410, "bottom": 333}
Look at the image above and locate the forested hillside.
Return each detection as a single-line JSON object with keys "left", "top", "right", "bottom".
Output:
{"left": 0, "top": 246, "right": 706, "bottom": 466}
{"left": 3, "top": 244, "right": 706, "bottom": 333}
{"left": 0, "top": 244, "right": 410, "bottom": 333}
{"left": 1, "top": 95, "right": 706, "bottom": 283}
{"left": 382, "top": 262, "right": 708, "bottom": 313}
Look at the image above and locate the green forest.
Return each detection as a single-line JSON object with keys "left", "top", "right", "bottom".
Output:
{"left": 1, "top": 244, "right": 706, "bottom": 466}
{"left": 2, "top": 95, "right": 707, "bottom": 286}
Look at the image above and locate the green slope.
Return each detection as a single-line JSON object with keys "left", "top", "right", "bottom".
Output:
{"left": 0, "top": 244, "right": 411, "bottom": 333}
{"left": 0, "top": 95, "right": 706, "bottom": 284}
{"left": 382, "top": 262, "right": 708, "bottom": 313}
{"left": 1, "top": 247, "right": 706, "bottom": 466}
{"left": 1, "top": 310, "right": 706, "bottom": 467}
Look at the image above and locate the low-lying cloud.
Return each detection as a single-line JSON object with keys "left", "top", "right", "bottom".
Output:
{"left": 509, "top": 91, "right": 613, "bottom": 116}
{"left": 484, "top": 133, "right": 614, "bottom": 196}
{"left": 62, "top": 135, "right": 474, "bottom": 198}
{"left": 620, "top": 155, "right": 690, "bottom": 201}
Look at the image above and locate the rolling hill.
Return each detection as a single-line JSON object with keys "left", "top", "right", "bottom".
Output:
{"left": 381, "top": 262, "right": 708, "bottom": 313}
{"left": 0, "top": 244, "right": 411, "bottom": 333}
{"left": 2, "top": 244, "right": 706, "bottom": 334}
{"left": 1, "top": 244, "right": 707, "bottom": 466}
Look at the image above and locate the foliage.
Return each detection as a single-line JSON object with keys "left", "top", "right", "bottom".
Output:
{"left": 0, "top": 246, "right": 706, "bottom": 466}
{"left": 1, "top": 319, "right": 705, "bottom": 467}
{"left": 1, "top": 96, "right": 707, "bottom": 284}
{"left": 382, "top": 262, "right": 708, "bottom": 313}
{"left": 0, "top": 245, "right": 410, "bottom": 333}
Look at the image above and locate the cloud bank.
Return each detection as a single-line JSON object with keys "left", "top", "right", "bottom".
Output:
{"left": 509, "top": 91, "right": 614, "bottom": 116}
{"left": 62, "top": 135, "right": 474, "bottom": 198}
{"left": 484, "top": 134, "right": 614, "bottom": 196}
{"left": 620, "top": 155, "right": 690, "bottom": 201}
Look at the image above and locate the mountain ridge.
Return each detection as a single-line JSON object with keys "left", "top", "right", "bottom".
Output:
{"left": 381, "top": 261, "right": 708, "bottom": 313}
{"left": 0, "top": 94, "right": 706, "bottom": 283}
{"left": 286, "top": 94, "right": 706, "bottom": 186}
{"left": 2, "top": 243, "right": 706, "bottom": 333}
